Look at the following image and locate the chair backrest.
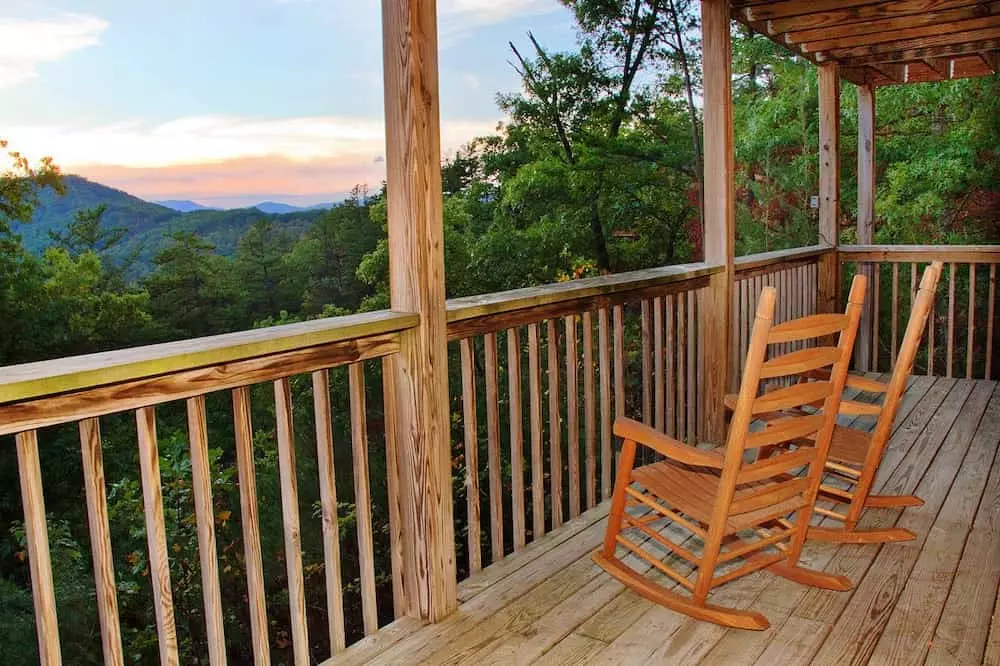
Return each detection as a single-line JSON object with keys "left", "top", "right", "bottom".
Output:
{"left": 714, "top": 274, "right": 868, "bottom": 526}
{"left": 868, "top": 261, "right": 943, "bottom": 453}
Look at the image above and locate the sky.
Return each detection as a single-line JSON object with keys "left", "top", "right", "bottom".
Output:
{"left": 0, "top": 0, "right": 578, "bottom": 207}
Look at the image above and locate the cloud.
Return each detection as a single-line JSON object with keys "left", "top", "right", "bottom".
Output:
{"left": 5, "top": 114, "right": 498, "bottom": 206}
{"left": 438, "top": 0, "right": 559, "bottom": 43}
{"left": 0, "top": 13, "right": 108, "bottom": 88}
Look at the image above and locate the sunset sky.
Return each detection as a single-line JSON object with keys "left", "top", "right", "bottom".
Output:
{"left": 1, "top": 0, "right": 576, "bottom": 207}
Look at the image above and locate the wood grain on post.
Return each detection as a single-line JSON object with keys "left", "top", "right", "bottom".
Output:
{"left": 232, "top": 388, "right": 270, "bottom": 664}
{"left": 136, "top": 407, "right": 179, "bottom": 666}
{"left": 16, "top": 430, "right": 63, "bottom": 666}
{"left": 381, "top": 0, "right": 457, "bottom": 620}
{"left": 856, "top": 83, "right": 876, "bottom": 371}
{"left": 79, "top": 419, "right": 124, "bottom": 666}
{"left": 817, "top": 62, "right": 841, "bottom": 315}
{"left": 186, "top": 396, "right": 226, "bottom": 665}
{"left": 312, "top": 371, "right": 348, "bottom": 650}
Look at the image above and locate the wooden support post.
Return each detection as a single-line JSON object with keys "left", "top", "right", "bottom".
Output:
{"left": 855, "top": 82, "right": 875, "bottom": 370}
{"left": 381, "top": 0, "right": 457, "bottom": 621}
{"left": 817, "top": 63, "right": 841, "bottom": 315}
{"left": 699, "top": 0, "right": 734, "bottom": 444}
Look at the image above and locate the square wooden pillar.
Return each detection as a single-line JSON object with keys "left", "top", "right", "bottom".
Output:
{"left": 855, "top": 82, "right": 876, "bottom": 369}
{"left": 699, "top": 0, "right": 734, "bottom": 443}
{"left": 817, "top": 63, "right": 841, "bottom": 315}
{"left": 381, "top": 0, "right": 457, "bottom": 622}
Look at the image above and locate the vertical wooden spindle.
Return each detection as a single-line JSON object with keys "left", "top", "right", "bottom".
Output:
{"left": 507, "top": 328, "right": 526, "bottom": 550}
{"left": 348, "top": 365, "right": 378, "bottom": 636}
{"left": 459, "top": 339, "right": 481, "bottom": 573}
{"left": 565, "top": 316, "right": 581, "bottom": 519}
{"left": 528, "top": 323, "right": 546, "bottom": 536}
{"left": 484, "top": 332, "right": 504, "bottom": 560}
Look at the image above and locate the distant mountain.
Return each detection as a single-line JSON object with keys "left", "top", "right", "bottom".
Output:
{"left": 14, "top": 175, "right": 331, "bottom": 275}
{"left": 253, "top": 201, "right": 304, "bottom": 214}
{"left": 155, "top": 199, "right": 218, "bottom": 213}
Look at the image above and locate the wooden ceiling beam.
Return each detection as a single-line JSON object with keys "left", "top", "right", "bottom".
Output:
{"left": 838, "top": 38, "right": 1000, "bottom": 66}
{"left": 766, "top": 0, "right": 983, "bottom": 35}
{"left": 801, "top": 14, "right": 1000, "bottom": 53}
{"left": 818, "top": 26, "right": 1000, "bottom": 60}
{"left": 982, "top": 50, "right": 1000, "bottom": 71}
{"left": 788, "top": 2, "right": 1000, "bottom": 46}
{"left": 743, "top": 0, "right": 876, "bottom": 22}
{"left": 870, "top": 62, "right": 907, "bottom": 82}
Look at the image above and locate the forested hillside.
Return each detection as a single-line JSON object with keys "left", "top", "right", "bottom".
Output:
{"left": 0, "top": 5, "right": 997, "bottom": 662}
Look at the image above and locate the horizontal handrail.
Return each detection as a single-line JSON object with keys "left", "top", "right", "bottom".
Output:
{"left": 840, "top": 244, "right": 1000, "bottom": 263}
{"left": 734, "top": 244, "right": 831, "bottom": 275}
{"left": 0, "top": 309, "right": 419, "bottom": 405}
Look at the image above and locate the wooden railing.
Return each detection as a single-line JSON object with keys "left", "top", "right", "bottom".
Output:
{"left": 445, "top": 262, "right": 721, "bottom": 576}
{"left": 5, "top": 243, "right": 997, "bottom": 664}
{"left": 0, "top": 310, "right": 417, "bottom": 664}
{"left": 840, "top": 245, "right": 999, "bottom": 380}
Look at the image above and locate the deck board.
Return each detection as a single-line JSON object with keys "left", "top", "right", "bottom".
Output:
{"left": 324, "top": 377, "right": 1000, "bottom": 665}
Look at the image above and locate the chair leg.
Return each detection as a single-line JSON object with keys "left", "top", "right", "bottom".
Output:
{"left": 864, "top": 494, "right": 924, "bottom": 508}
{"left": 807, "top": 525, "right": 916, "bottom": 543}
{"left": 593, "top": 552, "right": 770, "bottom": 631}
{"left": 767, "top": 562, "right": 853, "bottom": 591}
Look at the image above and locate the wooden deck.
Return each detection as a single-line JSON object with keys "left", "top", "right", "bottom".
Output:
{"left": 327, "top": 376, "right": 1000, "bottom": 665}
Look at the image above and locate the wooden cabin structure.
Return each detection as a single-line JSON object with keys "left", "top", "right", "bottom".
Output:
{"left": 0, "top": 1, "right": 998, "bottom": 664}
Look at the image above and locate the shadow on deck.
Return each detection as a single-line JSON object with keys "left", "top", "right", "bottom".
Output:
{"left": 327, "top": 376, "right": 1000, "bottom": 665}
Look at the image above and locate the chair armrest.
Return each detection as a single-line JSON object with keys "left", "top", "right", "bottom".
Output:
{"left": 613, "top": 418, "right": 724, "bottom": 468}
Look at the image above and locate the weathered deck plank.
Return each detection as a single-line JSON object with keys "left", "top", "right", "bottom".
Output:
{"left": 324, "top": 377, "right": 1000, "bottom": 666}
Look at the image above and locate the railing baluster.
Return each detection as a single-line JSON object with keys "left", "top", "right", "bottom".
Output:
{"left": 459, "top": 338, "right": 481, "bottom": 573}
{"left": 79, "top": 419, "right": 124, "bottom": 666}
{"left": 676, "top": 294, "right": 686, "bottom": 441}
{"left": 136, "top": 407, "right": 179, "bottom": 666}
{"left": 687, "top": 290, "right": 697, "bottom": 442}
{"left": 947, "top": 262, "right": 956, "bottom": 378}
{"left": 565, "top": 316, "right": 581, "bottom": 519}
{"left": 348, "top": 365, "right": 378, "bottom": 636}
{"left": 641, "top": 301, "right": 652, "bottom": 426}
{"left": 380, "top": 362, "right": 404, "bottom": 617}
{"left": 654, "top": 297, "right": 665, "bottom": 432}
{"left": 967, "top": 263, "right": 976, "bottom": 379}
{"left": 665, "top": 295, "right": 676, "bottom": 438}
{"left": 506, "top": 328, "right": 526, "bottom": 550}
{"left": 16, "top": 430, "right": 63, "bottom": 666}
{"left": 581, "top": 313, "right": 596, "bottom": 510}
{"left": 274, "top": 379, "right": 310, "bottom": 661}
{"left": 871, "top": 263, "right": 880, "bottom": 371}
{"left": 232, "top": 388, "right": 270, "bottom": 664}
{"left": 312, "top": 371, "right": 348, "bottom": 650}
{"left": 987, "top": 264, "right": 996, "bottom": 380}
{"left": 528, "top": 323, "right": 546, "bottom": 534}
{"left": 546, "top": 320, "right": 563, "bottom": 529}
{"left": 484, "top": 332, "right": 504, "bottom": 561}
{"left": 928, "top": 279, "right": 936, "bottom": 377}
{"left": 598, "top": 310, "right": 612, "bottom": 499}
{"left": 186, "top": 396, "right": 226, "bottom": 665}
{"left": 891, "top": 263, "right": 899, "bottom": 366}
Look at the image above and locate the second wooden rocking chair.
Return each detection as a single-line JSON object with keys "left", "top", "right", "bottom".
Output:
{"left": 805, "top": 261, "right": 944, "bottom": 543}
{"left": 593, "top": 275, "right": 867, "bottom": 630}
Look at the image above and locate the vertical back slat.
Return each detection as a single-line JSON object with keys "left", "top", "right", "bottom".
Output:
{"left": 582, "top": 312, "right": 597, "bottom": 510}
{"left": 16, "top": 430, "right": 63, "bottom": 666}
{"left": 186, "top": 396, "right": 226, "bottom": 666}
{"left": 312, "top": 371, "right": 348, "bottom": 650}
{"left": 232, "top": 388, "right": 270, "bottom": 665}
{"left": 459, "top": 338, "right": 481, "bottom": 573}
{"left": 967, "top": 263, "right": 976, "bottom": 379}
{"left": 484, "top": 332, "right": 504, "bottom": 561}
{"left": 546, "top": 319, "right": 563, "bottom": 529}
{"left": 506, "top": 328, "right": 526, "bottom": 550}
{"left": 136, "top": 407, "right": 179, "bottom": 666}
{"left": 565, "top": 316, "right": 581, "bottom": 519}
{"left": 348, "top": 364, "right": 378, "bottom": 635}
{"left": 79, "top": 419, "right": 124, "bottom": 666}
{"left": 598, "top": 310, "right": 612, "bottom": 500}
{"left": 274, "top": 378, "right": 310, "bottom": 663}
{"left": 527, "top": 323, "right": 546, "bottom": 536}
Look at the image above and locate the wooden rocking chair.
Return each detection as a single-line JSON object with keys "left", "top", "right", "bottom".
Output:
{"left": 593, "top": 275, "right": 867, "bottom": 630}
{"left": 805, "top": 261, "right": 944, "bottom": 544}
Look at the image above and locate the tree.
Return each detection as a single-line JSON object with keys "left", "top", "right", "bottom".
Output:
{"left": 48, "top": 204, "right": 138, "bottom": 289}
